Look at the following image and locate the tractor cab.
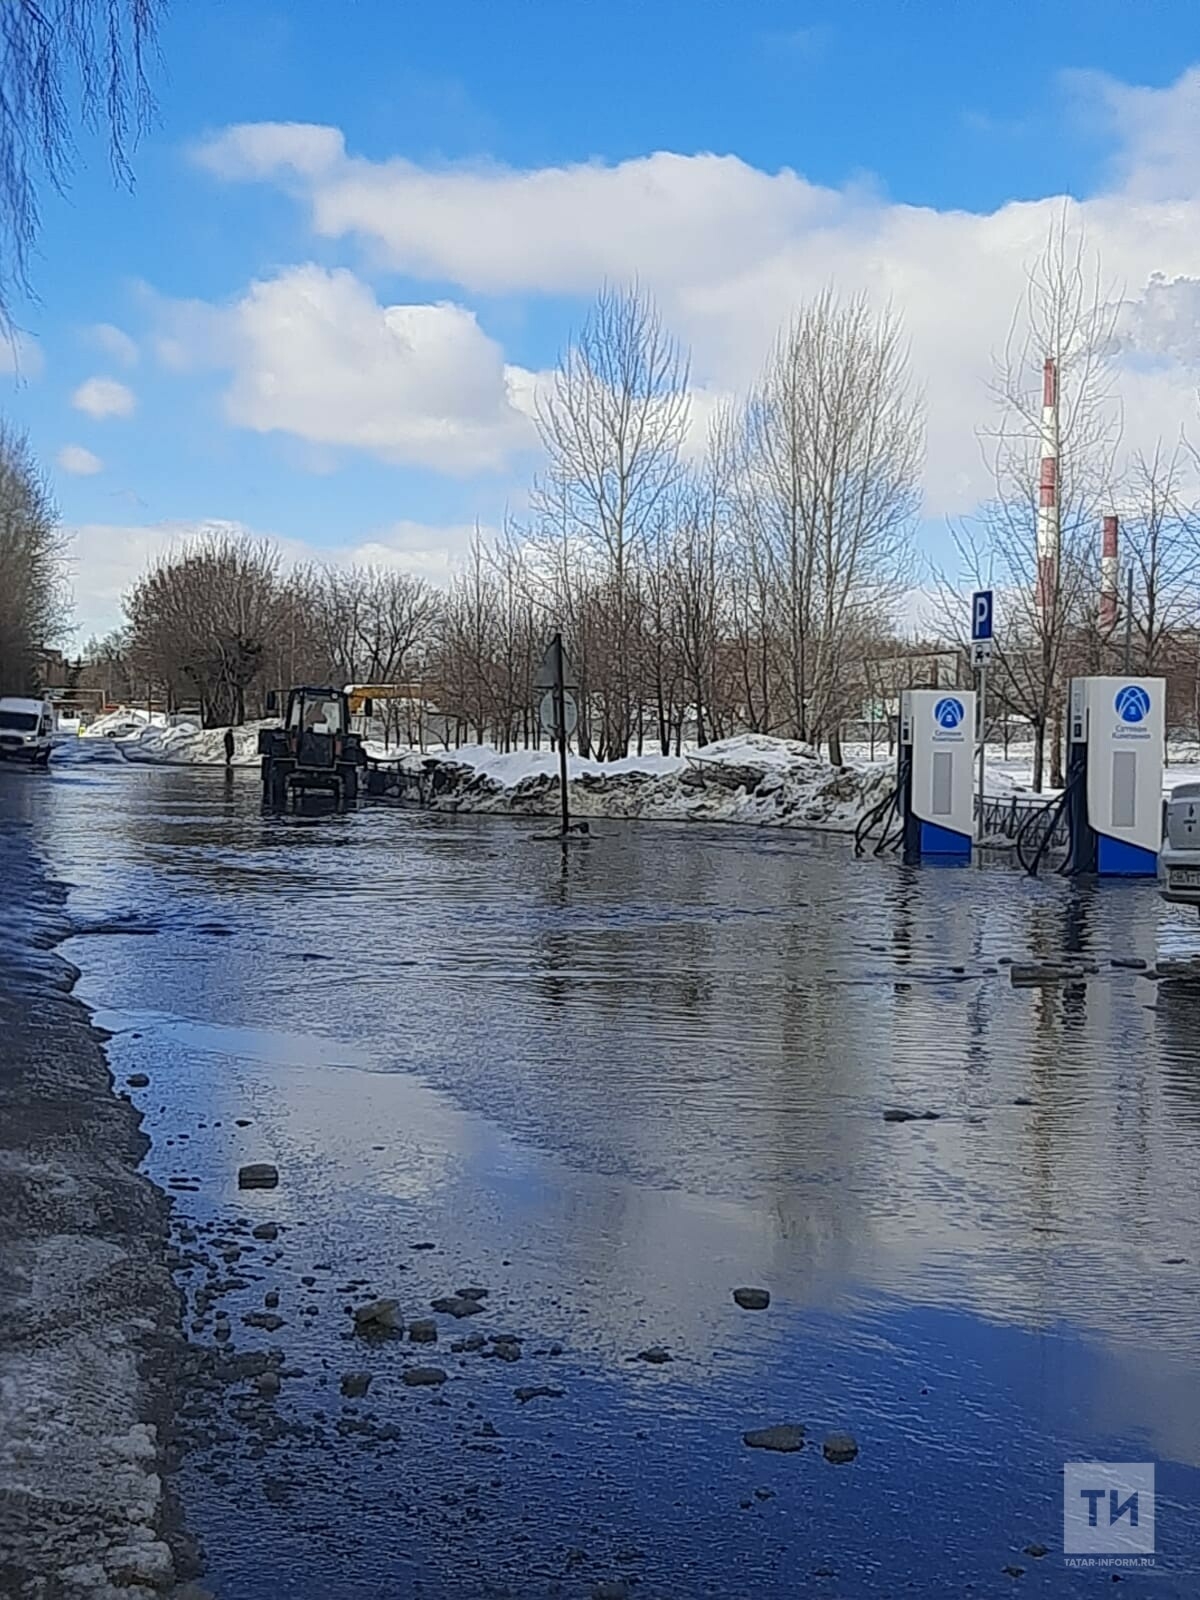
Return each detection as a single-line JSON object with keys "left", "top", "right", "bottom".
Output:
{"left": 259, "top": 687, "right": 365, "bottom": 810}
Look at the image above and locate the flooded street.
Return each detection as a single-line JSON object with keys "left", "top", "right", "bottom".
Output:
{"left": 11, "top": 756, "right": 1200, "bottom": 1596}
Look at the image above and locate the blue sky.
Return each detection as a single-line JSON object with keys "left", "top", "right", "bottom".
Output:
{"left": 8, "top": 0, "right": 1200, "bottom": 638}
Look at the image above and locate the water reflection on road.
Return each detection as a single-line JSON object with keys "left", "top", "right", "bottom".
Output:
{"left": 13, "top": 757, "right": 1200, "bottom": 1596}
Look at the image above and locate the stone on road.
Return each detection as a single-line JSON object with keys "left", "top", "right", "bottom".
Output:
{"left": 352, "top": 1297, "right": 401, "bottom": 1332}
{"left": 743, "top": 1425, "right": 805, "bottom": 1452}
{"left": 237, "top": 1162, "right": 279, "bottom": 1189}
{"left": 732, "top": 1287, "right": 770, "bottom": 1310}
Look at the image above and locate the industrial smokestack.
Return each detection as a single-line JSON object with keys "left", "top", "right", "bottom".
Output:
{"left": 1036, "top": 357, "right": 1059, "bottom": 618}
{"left": 1099, "top": 514, "right": 1119, "bottom": 631}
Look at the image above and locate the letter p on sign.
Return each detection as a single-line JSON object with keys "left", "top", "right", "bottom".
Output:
{"left": 972, "top": 589, "right": 993, "bottom": 642}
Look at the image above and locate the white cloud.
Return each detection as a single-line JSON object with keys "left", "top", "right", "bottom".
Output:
{"left": 56, "top": 444, "right": 103, "bottom": 476}
{"left": 66, "top": 516, "right": 487, "bottom": 638}
{"left": 192, "top": 75, "right": 1200, "bottom": 516}
{"left": 348, "top": 519, "right": 495, "bottom": 584}
{"left": 0, "top": 331, "right": 44, "bottom": 379}
{"left": 154, "top": 264, "right": 540, "bottom": 472}
{"left": 87, "top": 323, "right": 139, "bottom": 367}
{"left": 1073, "top": 65, "right": 1200, "bottom": 202}
{"left": 72, "top": 376, "right": 136, "bottom": 419}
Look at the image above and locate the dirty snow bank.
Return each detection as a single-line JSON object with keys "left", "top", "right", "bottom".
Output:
{"left": 114, "top": 719, "right": 276, "bottom": 767}
{"left": 0, "top": 828, "right": 187, "bottom": 1596}
{"left": 374, "top": 734, "right": 895, "bottom": 833}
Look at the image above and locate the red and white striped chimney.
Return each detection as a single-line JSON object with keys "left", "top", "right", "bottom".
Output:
{"left": 1035, "top": 357, "right": 1060, "bottom": 618}
{"left": 1099, "top": 514, "right": 1119, "bottom": 631}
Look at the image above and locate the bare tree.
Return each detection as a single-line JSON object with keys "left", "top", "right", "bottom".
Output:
{"left": 737, "top": 288, "right": 922, "bottom": 757}
{"left": 1118, "top": 442, "right": 1200, "bottom": 673}
{"left": 0, "top": 1, "right": 161, "bottom": 330}
{"left": 531, "top": 283, "right": 690, "bottom": 756}
{"left": 935, "top": 214, "right": 1120, "bottom": 789}
{"left": 0, "top": 423, "right": 65, "bottom": 686}
{"left": 125, "top": 531, "right": 284, "bottom": 724}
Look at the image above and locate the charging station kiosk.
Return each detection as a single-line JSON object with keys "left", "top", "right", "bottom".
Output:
{"left": 1064, "top": 676, "right": 1164, "bottom": 876}
{"left": 899, "top": 688, "right": 975, "bottom": 864}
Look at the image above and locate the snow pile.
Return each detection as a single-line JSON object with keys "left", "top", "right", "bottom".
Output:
{"left": 372, "top": 735, "right": 895, "bottom": 833}
{"left": 115, "top": 719, "right": 276, "bottom": 767}
{"left": 79, "top": 706, "right": 168, "bottom": 740}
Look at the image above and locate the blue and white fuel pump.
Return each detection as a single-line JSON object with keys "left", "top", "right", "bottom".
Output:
{"left": 1063, "top": 676, "right": 1164, "bottom": 876}
{"left": 898, "top": 688, "right": 976, "bottom": 863}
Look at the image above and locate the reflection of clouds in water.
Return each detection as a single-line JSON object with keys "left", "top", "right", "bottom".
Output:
{"left": 34, "top": 765, "right": 1200, "bottom": 1468}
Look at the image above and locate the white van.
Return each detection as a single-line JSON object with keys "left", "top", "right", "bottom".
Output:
{"left": 0, "top": 695, "right": 54, "bottom": 765}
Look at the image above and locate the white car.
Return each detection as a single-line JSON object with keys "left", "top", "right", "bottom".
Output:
{"left": 1159, "top": 781, "right": 1200, "bottom": 909}
{"left": 0, "top": 695, "right": 54, "bottom": 765}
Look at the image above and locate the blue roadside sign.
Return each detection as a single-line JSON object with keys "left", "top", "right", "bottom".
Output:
{"left": 972, "top": 590, "right": 994, "bottom": 642}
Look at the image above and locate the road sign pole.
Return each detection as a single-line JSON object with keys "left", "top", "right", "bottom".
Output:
{"left": 977, "top": 659, "right": 987, "bottom": 844}
{"left": 553, "top": 631, "right": 570, "bottom": 836}
{"left": 970, "top": 590, "right": 994, "bottom": 846}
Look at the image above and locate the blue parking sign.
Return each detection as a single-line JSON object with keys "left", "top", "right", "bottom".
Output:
{"left": 972, "top": 590, "right": 994, "bottom": 642}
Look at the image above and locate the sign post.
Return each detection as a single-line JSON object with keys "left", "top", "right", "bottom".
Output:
{"left": 535, "top": 634, "right": 576, "bottom": 836}
{"left": 970, "top": 590, "right": 994, "bottom": 842}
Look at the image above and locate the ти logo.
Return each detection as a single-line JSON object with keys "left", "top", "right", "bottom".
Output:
{"left": 1115, "top": 685, "right": 1151, "bottom": 725}
{"left": 933, "top": 696, "right": 965, "bottom": 729}
{"left": 1063, "top": 1462, "right": 1155, "bottom": 1562}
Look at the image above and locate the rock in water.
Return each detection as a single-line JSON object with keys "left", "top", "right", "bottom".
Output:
{"left": 408, "top": 1318, "right": 438, "bottom": 1343}
{"left": 822, "top": 1431, "right": 859, "bottom": 1464}
{"left": 352, "top": 1298, "right": 401, "bottom": 1332}
{"left": 242, "top": 1311, "right": 285, "bottom": 1332}
{"left": 251, "top": 1222, "right": 279, "bottom": 1241}
{"left": 431, "top": 1294, "right": 485, "bottom": 1318}
{"left": 733, "top": 1287, "right": 770, "bottom": 1311}
{"left": 632, "top": 1345, "right": 672, "bottom": 1364}
{"left": 403, "top": 1366, "right": 447, "bottom": 1387}
{"left": 743, "top": 1425, "right": 805, "bottom": 1452}
{"left": 340, "top": 1371, "right": 372, "bottom": 1398}
{"left": 237, "top": 1162, "right": 279, "bottom": 1190}
{"left": 513, "top": 1385, "right": 564, "bottom": 1403}
{"left": 126, "top": 1073, "right": 150, "bottom": 1088}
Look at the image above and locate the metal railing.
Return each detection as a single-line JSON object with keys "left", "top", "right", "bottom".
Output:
{"left": 975, "top": 792, "right": 1068, "bottom": 849}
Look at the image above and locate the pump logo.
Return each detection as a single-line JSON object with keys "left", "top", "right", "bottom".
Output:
{"left": 1115, "top": 685, "right": 1151, "bottom": 726}
{"left": 933, "top": 697, "right": 965, "bottom": 730}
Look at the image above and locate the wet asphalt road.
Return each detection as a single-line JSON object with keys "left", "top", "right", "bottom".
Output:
{"left": 8, "top": 751, "right": 1200, "bottom": 1597}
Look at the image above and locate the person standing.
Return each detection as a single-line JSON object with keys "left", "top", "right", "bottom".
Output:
{"left": 223, "top": 727, "right": 235, "bottom": 766}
